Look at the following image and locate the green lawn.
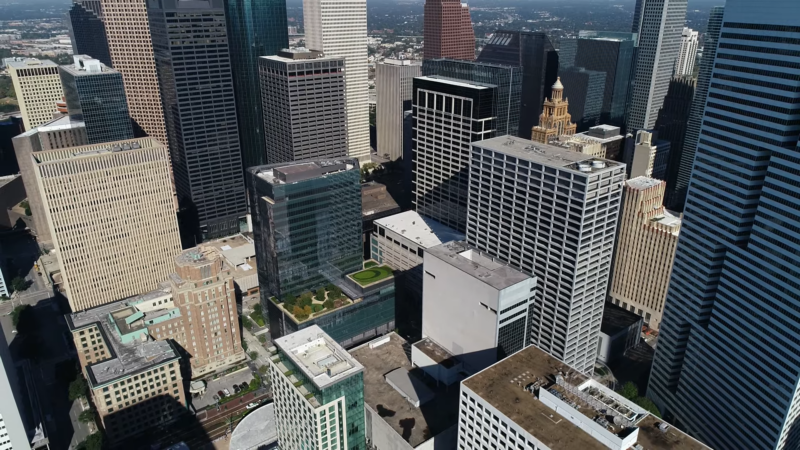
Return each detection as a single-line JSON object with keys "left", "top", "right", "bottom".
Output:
{"left": 364, "top": 261, "right": 378, "bottom": 268}
{"left": 350, "top": 266, "right": 393, "bottom": 286}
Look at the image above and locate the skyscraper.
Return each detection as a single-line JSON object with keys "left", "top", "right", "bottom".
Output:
{"left": 531, "top": 78, "right": 576, "bottom": 143}
{"left": 669, "top": 6, "right": 724, "bottom": 212}
{"left": 466, "top": 135, "right": 625, "bottom": 374}
{"left": 654, "top": 75, "right": 695, "bottom": 208}
{"left": 303, "top": 0, "right": 370, "bottom": 162}
{"left": 648, "top": 2, "right": 800, "bottom": 448}
{"left": 627, "top": 0, "right": 687, "bottom": 131}
{"left": 100, "top": 0, "right": 168, "bottom": 143}
{"left": 66, "top": 1, "right": 113, "bottom": 67}
{"left": 149, "top": 0, "right": 247, "bottom": 241}
{"left": 477, "top": 31, "right": 559, "bottom": 137}
{"left": 0, "top": 322, "right": 31, "bottom": 450}
{"left": 59, "top": 55, "right": 133, "bottom": 144}
{"left": 675, "top": 27, "right": 699, "bottom": 76}
{"left": 6, "top": 58, "right": 63, "bottom": 130}
{"left": 259, "top": 49, "right": 347, "bottom": 164}
{"left": 423, "top": 0, "right": 475, "bottom": 61}
{"left": 33, "top": 137, "right": 182, "bottom": 312}
{"left": 555, "top": 67, "right": 606, "bottom": 131}
{"left": 375, "top": 59, "right": 421, "bottom": 161}
{"left": 225, "top": 0, "right": 288, "bottom": 169}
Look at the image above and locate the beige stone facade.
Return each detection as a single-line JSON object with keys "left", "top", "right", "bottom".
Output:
{"left": 531, "top": 77, "right": 576, "bottom": 144}
{"left": 609, "top": 177, "right": 681, "bottom": 330}
{"left": 33, "top": 137, "right": 181, "bottom": 311}
{"left": 7, "top": 58, "right": 63, "bottom": 130}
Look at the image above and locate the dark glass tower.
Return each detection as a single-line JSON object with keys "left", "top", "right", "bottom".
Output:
{"left": 148, "top": 0, "right": 247, "bottom": 243}
{"left": 556, "top": 66, "right": 606, "bottom": 131}
{"left": 224, "top": 0, "right": 288, "bottom": 169}
{"left": 653, "top": 75, "right": 695, "bottom": 207}
{"left": 66, "top": 2, "right": 112, "bottom": 68}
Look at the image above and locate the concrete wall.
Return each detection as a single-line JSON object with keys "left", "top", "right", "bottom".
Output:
{"left": 365, "top": 403, "right": 458, "bottom": 450}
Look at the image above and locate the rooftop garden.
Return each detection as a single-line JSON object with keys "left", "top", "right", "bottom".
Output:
{"left": 349, "top": 265, "right": 393, "bottom": 287}
{"left": 272, "top": 284, "right": 351, "bottom": 322}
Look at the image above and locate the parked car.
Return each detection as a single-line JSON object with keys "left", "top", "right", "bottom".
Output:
{"left": 213, "top": 395, "right": 219, "bottom": 401}
{"left": 233, "top": 385, "right": 240, "bottom": 393}
{"left": 246, "top": 403, "right": 259, "bottom": 410}
{"left": 223, "top": 388, "right": 231, "bottom": 396}
{"left": 218, "top": 390, "right": 225, "bottom": 398}
{"left": 240, "top": 382, "right": 249, "bottom": 391}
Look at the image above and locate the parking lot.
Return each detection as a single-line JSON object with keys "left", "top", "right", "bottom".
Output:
{"left": 192, "top": 368, "right": 256, "bottom": 410}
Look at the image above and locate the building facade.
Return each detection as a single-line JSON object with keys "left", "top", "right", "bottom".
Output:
{"left": 648, "top": 2, "right": 800, "bottom": 449}
{"left": 0, "top": 322, "right": 31, "bottom": 450}
{"left": 148, "top": 0, "right": 247, "bottom": 241}
{"left": 66, "top": 2, "right": 113, "bottom": 68}
{"left": 6, "top": 58, "right": 62, "bottom": 130}
{"left": 609, "top": 178, "right": 680, "bottom": 330}
{"left": 531, "top": 78, "right": 577, "bottom": 143}
{"left": 375, "top": 59, "right": 421, "bottom": 161}
{"left": 303, "top": 0, "right": 370, "bottom": 162}
{"left": 627, "top": 0, "right": 687, "bottom": 131}
{"left": 33, "top": 137, "right": 182, "bottom": 311}
{"left": 466, "top": 135, "right": 625, "bottom": 374}
{"left": 675, "top": 27, "right": 699, "bottom": 76}
{"left": 423, "top": 0, "right": 474, "bottom": 60}
{"left": 625, "top": 130, "right": 665, "bottom": 179}
{"left": 654, "top": 75, "right": 695, "bottom": 208}
{"left": 259, "top": 50, "right": 347, "bottom": 164}
{"left": 59, "top": 56, "right": 133, "bottom": 144}
{"left": 555, "top": 67, "right": 606, "bottom": 132}
{"left": 268, "top": 326, "right": 366, "bottom": 450}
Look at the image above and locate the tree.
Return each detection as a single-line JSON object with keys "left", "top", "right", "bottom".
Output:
{"left": 257, "top": 334, "right": 267, "bottom": 343}
{"left": 250, "top": 374, "right": 261, "bottom": 390}
{"left": 298, "top": 294, "right": 313, "bottom": 309}
{"left": 10, "top": 276, "right": 28, "bottom": 292}
{"left": 635, "top": 396, "right": 661, "bottom": 418}
{"left": 78, "top": 410, "right": 94, "bottom": 424}
{"left": 69, "top": 376, "right": 88, "bottom": 401}
{"left": 241, "top": 339, "right": 248, "bottom": 352}
{"left": 241, "top": 316, "right": 253, "bottom": 330}
{"left": 619, "top": 382, "right": 638, "bottom": 400}
{"left": 249, "top": 351, "right": 258, "bottom": 361}
{"left": 315, "top": 288, "right": 326, "bottom": 302}
{"left": 258, "top": 365, "right": 268, "bottom": 375}
{"left": 323, "top": 299, "right": 335, "bottom": 310}
{"left": 253, "top": 303, "right": 262, "bottom": 315}
{"left": 283, "top": 294, "right": 296, "bottom": 309}
{"left": 76, "top": 432, "right": 103, "bottom": 450}
{"left": 303, "top": 305, "right": 312, "bottom": 316}
{"left": 11, "top": 305, "right": 28, "bottom": 328}
{"left": 19, "top": 200, "right": 31, "bottom": 216}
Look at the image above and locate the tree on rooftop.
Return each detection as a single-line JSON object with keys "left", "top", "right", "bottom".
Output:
{"left": 315, "top": 288, "right": 326, "bottom": 301}
{"left": 323, "top": 299, "right": 335, "bottom": 310}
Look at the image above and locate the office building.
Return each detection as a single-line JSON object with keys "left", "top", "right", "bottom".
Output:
{"left": 59, "top": 55, "right": 133, "bottom": 144}
{"left": 609, "top": 178, "right": 680, "bottom": 330}
{"left": 556, "top": 66, "right": 606, "bottom": 131}
{"left": 477, "top": 31, "right": 558, "bottom": 137}
{"left": 458, "top": 343, "right": 710, "bottom": 450}
{"left": 412, "top": 75, "right": 496, "bottom": 233}
{"left": 597, "top": 302, "right": 643, "bottom": 364}
{"left": 419, "top": 240, "right": 536, "bottom": 375}
{"left": 648, "top": 2, "right": 800, "bottom": 448}
{"left": 66, "top": 309, "right": 186, "bottom": 441}
{"left": 225, "top": 0, "right": 288, "bottom": 169}
{"left": 32, "top": 137, "right": 182, "bottom": 311}
{"left": 149, "top": 0, "right": 247, "bottom": 241}
{"left": 675, "top": 27, "right": 699, "bottom": 76}
{"left": 531, "top": 78, "right": 577, "bottom": 143}
{"left": 423, "top": 0, "right": 474, "bottom": 60}
{"left": 624, "top": 130, "right": 669, "bottom": 179}
{"left": 574, "top": 124, "right": 625, "bottom": 161}
{"left": 375, "top": 59, "right": 421, "bottom": 161}
{"left": 303, "top": 0, "right": 370, "bottom": 163}
{"left": 66, "top": 2, "right": 113, "bottom": 67}
{"left": 268, "top": 326, "right": 365, "bottom": 449}
{"left": 0, "top": 323, "right": 31, "bottom": 450}
{"left": 6, "top": 58, "right": 63, "bottom": 130}
{"left": 100, "top": 0, "right": 168, "bottom": 145}
{"left": 669, "top": 6, "right": 724, "bottom": 212}
{"left": 654, "top": 76, "right": 695, "bottom": 208}
{"left": 466, "top": 135, "right": 625, "bottom": 374}
{"left": 259, "top": 49, "right": 347, "bottom": 164}
{"left": 360, "top": 182, "right": 401, "bottom": 249}
{"left": 0, "top": 114, "right": 24, "bottom": 176}
{"left": 627, "top": 0, "right": 687, "bottom": 131}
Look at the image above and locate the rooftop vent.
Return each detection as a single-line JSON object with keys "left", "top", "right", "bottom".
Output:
{"left": 592, "top": 160, "right": 606, "bottom": 169}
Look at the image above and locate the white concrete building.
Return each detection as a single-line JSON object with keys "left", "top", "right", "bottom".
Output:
{"left": 303, "top": 0, "right": 371, "bottom": 162}
{"left": 675, "top": 27, "right": 699, "bottom": 76}
{"left": 375, "top": 59, "right": 421, "bottom": 161}
{"left": 0, "top": 324, "right": 32, "bottom": 450}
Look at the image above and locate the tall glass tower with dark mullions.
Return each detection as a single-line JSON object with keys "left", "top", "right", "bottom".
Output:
{"left": 648, "top": 1, "right": 800, "bottom": 449}
{"left": 225, "top": 0, "right": 288, "bottom": 169}
{"left": 66, "top": 2, "right": 113, "bottom": 68}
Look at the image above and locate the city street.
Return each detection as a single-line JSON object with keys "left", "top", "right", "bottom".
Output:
{"left": 192, "top": 368, "right": 256, "bottom": 410}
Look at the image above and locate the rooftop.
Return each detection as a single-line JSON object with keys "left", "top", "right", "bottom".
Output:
{"left": 0, "top": 174, "right": 20, "bottom": 189}
{"left": 361, "top": 182, "right": 401, "bottom": 219}
{"left": 6, "top": 57, "right": 58, "bottom": 69}
{"left": 36, "top": 115, "right": 85, "bottom": 133}
{"left": 253, "top": 159, "right": 357, "bottom": 186}
{"left": 349, "top": 333, "right": 460, "bottom": 447}
{"left": 415, "top": 75, "right": 492, "bottom": 90}
{"left": 383, "top": 58, "right": 421, "bottom": 66}
{"left": 60, "top": 55, "right": 118, "bottom": 76}
{"left": 473, "top": 135, "right": 623, "bottom": 175}
{"left": 34, "top": 137, "right": 162, "bottom": 164}
{"left": 626, "top": 176, "right": 663, "bottom": 191}
{"left": 347, "top": 265, "right": 393, "bottom": 287}
{"left": 577, "top": 125, "right": 625, "bottom": 143}
{"left": 204, "top": 234, "right": 257, "bottom": 280}
{"left": 374, "top": 211, "right": 464, "bottom": 249}
{"left": 263, "top": 48, "right": 340, "bottom": 62}
{"left": 275, "top": 326, "right": 363, "bottom": 390}
{"left": 413, "top": 338, "right": 459, "bottom": 368}
{"left": 601, "top": 303, "right": 643, "bottom": 337}
{"left": 426, "top": 241, "right": 532, "bottom": 291}
{"left": 463, "top": 345, "right": 710, "bottom": 450}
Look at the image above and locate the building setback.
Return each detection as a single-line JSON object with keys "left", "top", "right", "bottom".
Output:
{"left": 531, "top": 77, "right": 577, "bottom": 143}
{"left": 259, "top": 49, "right": 347, "bottom": 164}
{"left": 376, "top": 59, "right": 421, "bottom": 161}
{"left": 423, "top": 0, "right": 475, "bottom": 60}
{"left": 148, "top": 0, "right": 247, "bottom": 242}
{"left": 466, "top": 135, "right": 625, "bottom": 374}
{"left": 66, "top": 2, "right": 113, "bottom": 67}
{"left": 6, "top": 58, "right": 63, "bottom": 130}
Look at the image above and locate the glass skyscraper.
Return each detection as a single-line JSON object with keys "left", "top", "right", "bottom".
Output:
{"left": 556, "top": 66, "right": 606, "bottom": 131}
{"left": 225, "top": 0, "right": 288, "bottom": 168}
{"left": 66, "top": 2, "right": 112, "bottom": 68}
{"left": 648, "top": 2, "right": 800, "bottom": 449}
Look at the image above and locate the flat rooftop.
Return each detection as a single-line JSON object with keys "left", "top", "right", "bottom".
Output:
{"left": 36, "top": 115, "right": 85, "bottom": 133}
{"left": 474, "top": 135, "right": 623, "bottom": 175}
{"left": 463, "top": 345, "right": 710, "bottom": 450}
{"left": 375, "top": 211, "right": 464, "bottom": 249}
{"left": 416, "top": 75, "right": 493, "bottom": 90}
{"left": 6, "top": 58, "right": 57, "bottom": 69}
{"left": 349, "top": 333, "right": 460, "bottom": 447}
{"left": 601, "top": 302, "right": 642, "bottom": 337}
{"left": 34, "top": 137, "right": 163, "bottom": 164}
{"left": 253, "top": 159, "right": 356, "bottom": 186}
{"left": 426, "top": 240, "right": 532, "bottom": 291}
{"left": 362, "top": 182, "right": 400, "bottom": 219}
{"left": 262, "top": 48, "right": 341, "bottom": 63}
{"left": 275, "top": 325, "right": 363, "bottom": 390}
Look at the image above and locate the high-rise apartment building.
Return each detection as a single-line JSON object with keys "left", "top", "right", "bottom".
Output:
{"left": 59, "top": 55, "right": 133, "bottom": 144}
{"left": 33, "top": 137, "right": 182, "bottom": 311}
{"left": 609, "top": 177, "right": 680, "bottom": 330}
{"left": 66, "top": 2, "right": 113, "bottom": 67}
{"left": 648, "top": 2, "right": 800, "bottom": 449}
{"left": 225, "top": 0, "right": 288, "bottom": 169}
{"left": 375, "top": 59, "right": 421, "bottom": 161}
{"left": 412, "top": 75, "right": 497, "bottom": 233}
{"left": 466, "top": 135, "right": 625, "bottom": 374}
{"left": 268, "top": 326, "right": 365, "bottom": 450}
{"left": 6, "top": 58, "right": 63, "bottom": 130}
{"left": 303, "top": 0, "right": 370, "bottom": 162}
{"left": 531, "top": 78, "right": 577, "bottom": 143}
{"left": 100, "top": 0, "right": 168, "bottom": 144}
{"left": 423, "top": 0, "right": 474, "bottom": 60}
{"left": 477, "top": 31, "right": 559, "bottom": 137}
{"left": 259, "top": 49, "right": 347, "bottom": 164}
{"left": 675, "top": 27, "right": 699, "bottom": 76}
{"left": 669, "top": 6, "right": 724, "bottom": 212}
{"left": 556, "top": 67, "right": 606, "bottom": 132}
{"left": 627, "top": 0, "right": 687, "bottom": 131}
{"left": 149, "top": 0, "right": 247, "bottom": 241}
{"left": 654, "top": 75, "right": 695, "bottom": 208}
